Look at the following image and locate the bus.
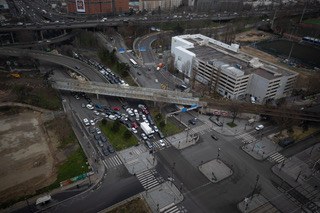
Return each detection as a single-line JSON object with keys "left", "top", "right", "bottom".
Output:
{"left": 129, "top": 59, "right": 138, "bottom": 67}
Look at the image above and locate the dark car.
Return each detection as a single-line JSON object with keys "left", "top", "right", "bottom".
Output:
{"left": 107, "top": 146, "right": 115, "bottom": 153}
{"left": 279, "top": 138, "right": 294, "bottom": 147}
{"left": 89, "top": 127, "right": 96, "bottom": 134}
{"left": 145, "top": 140, "right": 153, "bottom": 149}
{"left": 158, "top": 131, "right": 165, "bottom": 139}
{"left": 211, "top": 134, "right": 218, "bottom": 140}
{"left": 100, "top": 135, "right": 107, "bottom": 143}
{"left": 188, "top": 118, "right": 197, "bottom": 125}
{"left": 102, "top": 147, "right": 110, "bottom": 156}
{"left": 94, "top": 134, "right": 100, "bottom": 140}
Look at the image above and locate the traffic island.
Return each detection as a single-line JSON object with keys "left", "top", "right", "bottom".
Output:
{"left": 199, "top": 159, "right": 233, "bottom": 183}
{"left": 142, "top": 181, "right": 183, "bottom": 213}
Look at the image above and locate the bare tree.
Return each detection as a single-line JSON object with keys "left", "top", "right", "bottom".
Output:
{"left": 181, "top": 61, "right": 191, "bottom": 79}
{"left": 229, "top": 102, "right": 240, "bottom": 124}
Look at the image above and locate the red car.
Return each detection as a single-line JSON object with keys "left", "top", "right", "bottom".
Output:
{"left": 131, "top": 122, "right": 138, "bottom": 129}
{"left": 112, "top": 106, "right": 120, "bottom": 111}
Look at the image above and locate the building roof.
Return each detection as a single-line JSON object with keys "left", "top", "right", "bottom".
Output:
{"left": 176, "top": 34, "right": 297, "bottom": 79}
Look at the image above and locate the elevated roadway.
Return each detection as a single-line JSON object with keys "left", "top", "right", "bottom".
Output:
{"left": 51, "top": 78, "right": 201, "bottom": 106}
{"left": 0, "top": 47, "right": 104, "bottom": 82}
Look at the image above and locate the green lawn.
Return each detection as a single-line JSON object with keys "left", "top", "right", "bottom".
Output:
{"left": 36, "top": 147, "right": 89, "bottom": 193}
{"left": 227, "top": 122, "right": 237, "bottom": 128}
{"left": 304, "top": 19, "right": 320, "bottom": 25}
{"left": 151, "top": 109, "right": 183, "bottom": 136}
{"left": 100, "top": 121, "right": 139, "bottom": 150}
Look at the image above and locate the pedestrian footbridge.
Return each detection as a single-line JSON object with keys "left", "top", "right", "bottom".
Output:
{"left": 51, "top": 78, "right": 204, "bottom": 106}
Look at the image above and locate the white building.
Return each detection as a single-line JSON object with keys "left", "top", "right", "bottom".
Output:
{"left": 171, "top": 34, "right": 298, "bottom": 103}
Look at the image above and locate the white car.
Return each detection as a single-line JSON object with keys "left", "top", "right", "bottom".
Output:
{"left": 131, "top": 128, "right": 138, "bottom": 134}
{"left": 86, "top": 104, "right": 94, "bottom": 110}
{"left": 153, "top": 126, "right": 159, "bottom": 132}
{"left": 142, "top": 115, "right": 146, "bottom": 120}
{"left": 93, "top": 110, "right": 99, "bottom": 116}
{"left": 141, "top": 133, "right": 147, "bottom": 140}
{"left": 159, "top": 140, "right": 166, "bottom": 147}
{"left": 90, "top": 120, "right": 95, "bottom": 125}
{"left": 126, "top": 108, "right": 134, "bottom": 116}
{"left": 83, "top": 118, "right": 90, "bottom": 126}
{"left": 109, "top": 115, "right": 117, "bottom": 120}
{"left": 255, "top": 124, "right": 264, "bottom": 131}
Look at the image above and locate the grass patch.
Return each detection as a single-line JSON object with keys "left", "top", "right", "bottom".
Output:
{"left": 108, "top": 197, "right": 150, "bottom": 213}
{"left": 291, "top": 126, "right": 319, "bottom": 141}
{"left": 12, "top": 84, "right": 61, "bottom": 110}
{"left": 100, "top": 121, "right": 139, "bottom": 150}
{"left": 227, "top": 122, "right": 237, "bottom": 128}
{"left": 304, "top": 18, "right": 320, "bottom": 25}
{"left": 150, "top": 109, "right": 183, "bottom": 136}
{"left": 37, "top": 148, "right": 89, "bottom": 193}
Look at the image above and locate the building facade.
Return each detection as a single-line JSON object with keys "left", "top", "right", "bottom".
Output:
{"left": 139, "top": 0, "right": 182, "bottom": 11}
{"left": 171, "top": 34, "right": 298, "bottom": 103}
{"left": 67, "top": 0, "right": 129, "bottom": 14}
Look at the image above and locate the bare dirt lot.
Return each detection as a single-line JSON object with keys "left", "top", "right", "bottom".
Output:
{"left": 0, "top": 111, "right": 58, "bottom": 203}
{"left": 235, "top": 29, "right": 275, "bottom": 43}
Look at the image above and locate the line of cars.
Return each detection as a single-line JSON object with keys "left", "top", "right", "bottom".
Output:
{"left": 83, "top": 100, "right": 165, "bottom": 150}
{"left": 73, "top": 52, "right": 129, "bottom": 86}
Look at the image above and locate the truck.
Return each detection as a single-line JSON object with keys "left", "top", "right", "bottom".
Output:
{"left": 140, "top": 122, "right": 153, "bottom": 136}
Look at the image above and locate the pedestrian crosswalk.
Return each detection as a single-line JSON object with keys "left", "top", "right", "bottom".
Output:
{"left": 136, "top": 169, "right": 164, "bottom": 190}
{"left": 153, "top": 139, "right": 171, "bottom": 149}
{"left": 235, "top": 133, "right": 257, "bottom": 144}
{"left": 103, "top": 155, "right": 123, "bottom": 169}
{"left": 161, "top": 204, "right": 187, "bottom": 213}
{"left": 268, "top": 152, "right": 286, "bottom": 163}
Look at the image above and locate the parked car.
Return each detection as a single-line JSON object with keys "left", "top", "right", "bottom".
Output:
{"left": 153, "top": 126, "right": 159, "bottom": 132}
{"left": 109, "top": 115, "right": 117, "bottom": 120}
{"left": 131, "top": 127, "right": 138, "bottom": 134}
{"left": 102, "top": 147, "right": 110, "bottom": 156}
{"left": 141, "top": 133, "right": 147, "bottom": 140}
{"left": 255, "top": 124, "right": 264, "bottom": 131}
{"left": 159, "top": 140, "right": 166, "bottom": 147}
{"left": 145, "top": 140, "right": 153, "bottom": 149}
{"left": 112, "top": 106, "right": 120, "bottom": 111}
{"left": 90, "top": 120, "right": 95, "bottom": 125}
{"left": 211, "top": 134, "right": 218, "bottom": 140}
{"left": 86, "top": 104, "right": 94, "bottom": 110}
{"left": 93, "top": 110, "right": 99, "bottom": 116}
{"left": 95, "top": 128, "right": 101, "bottom": 134}
{"left": 89, "top": 127, "right": 95, "bottom": 133}
{"left": 83, "top": 118, "right": 90, "bottom": 126}
{"left": 131, "top": 122, "right": 138, "bottom": 129}
{"left": 107, "top": 146, "right": 115, "bottom": 153}
{"left": 279, "top": 138, "right": 294, "bottom": 147}
{"left": 188, "top": 118, "right": 197, "bottom": 125}
{"left": 100, "top": 135, "right": 107, "bottom": 142}
{"left": 158, "top": 131, "right": 165, "bottom": 139}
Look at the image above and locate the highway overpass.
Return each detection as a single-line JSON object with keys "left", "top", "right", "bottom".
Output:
{"left": 51, "top": 78, "right": 202, "bottom": 106}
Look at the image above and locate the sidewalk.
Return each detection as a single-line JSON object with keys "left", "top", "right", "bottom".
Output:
{"left": 4, "top": 163, "right": 105, "bottom": 213}
{"left": 272, "top": 143, "right": 320, "bottom": 188}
